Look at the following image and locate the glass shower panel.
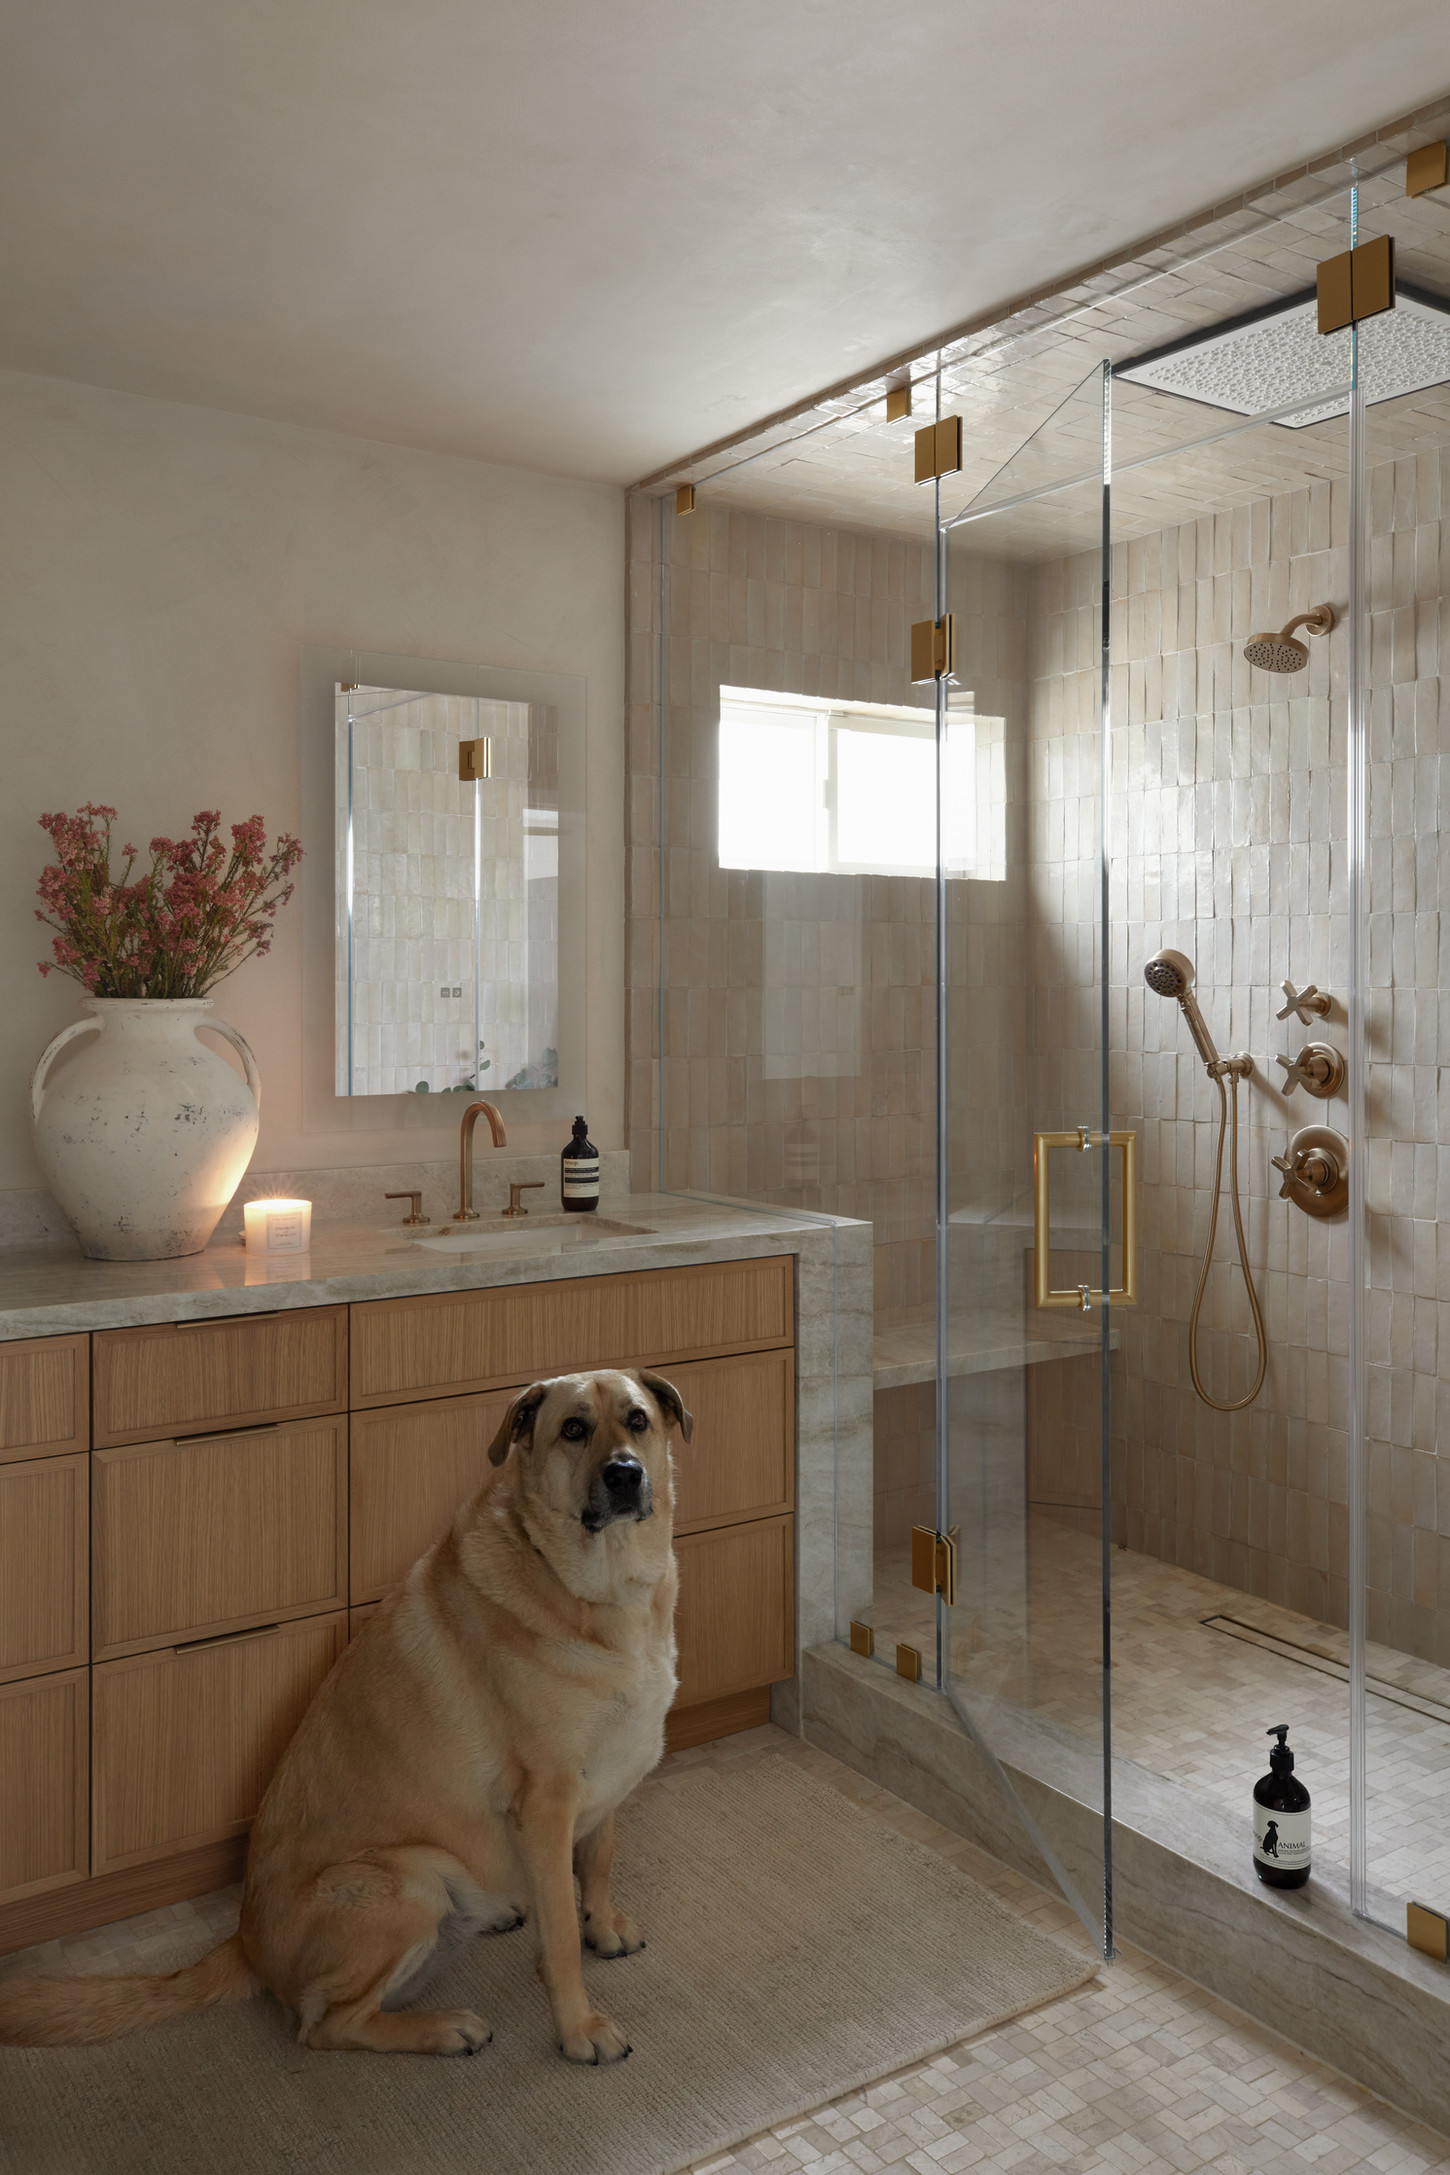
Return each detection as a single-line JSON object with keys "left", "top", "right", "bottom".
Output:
{"left": 938, "top": 368, "right": 1115, "bottom": 1954}
{"left": 1353, "top": 164, "right": 1450, "bottom": 1943}
{"left": 640, "top": 383, "right": 942, "bottom": 1669}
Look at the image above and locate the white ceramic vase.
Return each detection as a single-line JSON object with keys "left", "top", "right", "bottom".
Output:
{"left": 31, "top": 999, "right": 261, "bottom": 1261}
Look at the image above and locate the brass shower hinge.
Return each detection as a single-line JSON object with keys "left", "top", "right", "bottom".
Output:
{"left": 1316, "top": 234, "right": 1395, "bottom": 335}
{"left": 675, "top": 483, "right": 697, "bottom": 516}
{"left": 885, "top": 382, "right": 913, "bottom": 421}
{"left": 1408, "top": 1900, "right": 1449, "bottom": 1961}
{"left": 458, "top": 737, "right": 493, "bottom": 781}
{"left": 1406, "top": 142, "right": 1448, "bottom": 199}
{"left": 849, "top": 1620, "right": 876, "bottom": 1658}
{"left": 913, "top": 415, "right": 962, "bottom": 483}
{"left": 910, "top": 613, "right": 956, "bottom": 683}
{"left": 911, "top": 1525, "right": 959, "bottom": 1606}
{"left": 895, "top": 1644, "right": 922, "bottom": 1682}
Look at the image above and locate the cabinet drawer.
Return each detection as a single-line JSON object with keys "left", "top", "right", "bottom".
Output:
{"left": 92, "top": 1614, "right": 346, "bottom": 1875}
{"left": 0, "top": 1668, "right": 89, "bottom": 1906}
{"left": 674, "top": 1514, "right": 793, "bottom": 1708}
{"left": 0, "top": 1454, "right": 88, "bottom": 1683}
{"left": 93, "top": 1418, "right": 348, "bottom": 1658}
{"left": 350, "top": 1391, "right": 512, "bottom": 1604}
{"left": 0, "top": 1334, "right": 88, "bottom": 1465}
{"left": 350, "top": 1256, "right": 793, "bottom": 1408}
{"left": 667, "top": 1349, "right": 794, "bottom": 1534}
{"left": 93, "top": 1308, "right": 348, "bottom": 1448}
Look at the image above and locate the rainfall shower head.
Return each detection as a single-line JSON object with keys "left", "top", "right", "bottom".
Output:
{"left": 1243, "top": 603, "right": 1335, "bottom": 674}
{"left": 1144, "top": 948, "right": 1222, "bottom": 1070}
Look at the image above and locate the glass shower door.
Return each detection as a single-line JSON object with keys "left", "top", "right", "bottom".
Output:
{"left": 936, "top": 366, "right": 1117, "bottom": 1954}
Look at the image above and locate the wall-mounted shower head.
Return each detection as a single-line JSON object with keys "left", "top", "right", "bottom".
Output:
{"left": 1144, "top": 947, "right": 1222, "bottom": 1070}
{"left": 1243, "top": 603, "right": 1335, "bottom": 674}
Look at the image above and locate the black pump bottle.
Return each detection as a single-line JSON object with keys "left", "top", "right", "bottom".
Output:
{"left": 560, "top": 1116, "right": 599, "bottom": 1213}
{"left": 1253, "top": 1724, "right": 1311, "bottom": 1888}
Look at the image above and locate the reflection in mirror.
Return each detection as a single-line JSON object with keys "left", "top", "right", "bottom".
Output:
{"left": 335, "top": 685, "right": 559, "bottom": 1097}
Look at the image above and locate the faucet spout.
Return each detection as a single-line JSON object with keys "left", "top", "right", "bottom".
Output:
{"left": 456, "top": 1100, "right": 508, "bottom": 1221}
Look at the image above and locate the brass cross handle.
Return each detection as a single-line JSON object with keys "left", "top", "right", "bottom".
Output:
{"left": 1272, "top": 1125, "right": 1348, "bottom": 1218}
{"left": 1276, "top": 979, "right": 1332, "bottom": 1025}
{"left": 1275, "top": 1042, "right": 1345, "bottom": 1098}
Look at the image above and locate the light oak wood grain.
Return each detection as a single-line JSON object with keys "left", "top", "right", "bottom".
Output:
{"left": 0, "top": 1333, "right": 88, "bottom": 1465}
{"left": 92, "top": 1419, "right": 348, "bottom": 1659}
{"left": 674, "top": 1514, "right": 794, "bottom": 1708}
{"left": 0, "top": 1453, "right": 88, "bottom": 1684}
{"left": 0, "top": 1668, "right": 88, "bottom": 1907}
{"left": 0, "top": 1836, "right": 246, "bottom": 1957}
{"left": 349, "top": 1256, "right": 793, "bottom": 1407}
{"left": 349, "top": 1390, "right": 513, "bottom": 1604}
{"left": 92, "top": 1309, "right": 348, "bottom": 1448}
{"left": 664, "top": 1684, "right": 772, "bottom": 1752}
{"left": 668, "top": 1348, "right": 794, "bottom": 1534}
{"left": 92, "top": 1613, "right": 347, "bottom": 1876}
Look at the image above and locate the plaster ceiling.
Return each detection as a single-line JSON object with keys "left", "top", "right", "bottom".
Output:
{"left": 0, "top": 0, "right": 1446, "bottom": 485}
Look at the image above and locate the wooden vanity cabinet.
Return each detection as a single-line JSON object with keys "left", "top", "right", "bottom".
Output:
{"left": 0, "top": 1253, "right": 799, "bottom": 1949}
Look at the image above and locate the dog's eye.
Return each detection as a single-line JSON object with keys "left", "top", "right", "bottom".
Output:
{"left": 561, "top": 1418, "right": 587, "bottom": 1441}
{"left": 627, "top": 1409, "right": 650, "bottom": 1432}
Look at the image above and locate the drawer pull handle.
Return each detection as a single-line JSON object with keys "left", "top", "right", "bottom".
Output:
{"left": 174, "top": 1622, "right": 280, "bottom": 1654}
{"left": 172, "top": 1422, "right": 284, "bottom": 1447}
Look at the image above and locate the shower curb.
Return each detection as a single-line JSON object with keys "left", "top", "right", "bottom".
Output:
{"left": 801, "top": 1641, "right": 1450, "bottom": 2137}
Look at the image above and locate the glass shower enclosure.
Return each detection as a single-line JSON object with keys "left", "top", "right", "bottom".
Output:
{"left": 639, "top": 137, "right": 1450, "bottom": 1966}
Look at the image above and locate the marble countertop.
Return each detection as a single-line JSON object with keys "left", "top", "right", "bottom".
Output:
{"left": 0, "top": 1194, "right": 865, "bottom": 1340}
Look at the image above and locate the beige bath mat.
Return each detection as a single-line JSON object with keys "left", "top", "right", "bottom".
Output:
{"left": 0, "top": 1754, "right": 1094, "bottom": 2175}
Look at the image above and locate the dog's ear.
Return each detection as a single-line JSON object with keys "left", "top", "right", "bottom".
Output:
{"left": 488, "top": 1381, "right": 549, "bottom": 1465}
{"left": 636, "top": 1369, "right": 694, "bottom": 1443}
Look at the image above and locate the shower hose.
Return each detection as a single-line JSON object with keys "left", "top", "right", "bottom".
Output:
{"left": 1189, "top": 1063, "right": 1268, "bottom": 1412}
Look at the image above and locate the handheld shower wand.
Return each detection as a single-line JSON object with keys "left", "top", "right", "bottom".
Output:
{"left": 1143, "top": 949, "right": 1267, "bottom": 1412}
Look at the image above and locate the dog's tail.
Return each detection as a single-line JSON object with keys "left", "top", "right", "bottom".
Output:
{"left": 0, "top": 1933, "right": 261, "bottom": 2046}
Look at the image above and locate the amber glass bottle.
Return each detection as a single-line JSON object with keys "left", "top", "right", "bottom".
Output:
{"left": 1253, "top": 1724, "right": 1310, "bottom": 1889}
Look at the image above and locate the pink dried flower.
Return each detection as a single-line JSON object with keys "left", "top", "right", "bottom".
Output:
{"left": 34, "top": 805, "right": 303, "bottom": 1000}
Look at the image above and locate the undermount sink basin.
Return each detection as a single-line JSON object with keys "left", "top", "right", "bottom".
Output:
{"left": 402, "top": 1216, "right": 655, "bottom": 1254}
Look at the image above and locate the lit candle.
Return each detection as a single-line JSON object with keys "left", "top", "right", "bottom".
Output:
{"left": 243, "top": 1198, "right": 312, "bottom": 1256}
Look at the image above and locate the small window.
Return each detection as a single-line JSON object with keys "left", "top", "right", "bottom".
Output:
{"left": 717, "top": 686, "right": 1003, "bottom": 880}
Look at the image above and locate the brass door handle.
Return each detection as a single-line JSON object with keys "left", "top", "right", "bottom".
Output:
{"left": 1032, "top": 1128, "right": 1138, "bottom": 1311}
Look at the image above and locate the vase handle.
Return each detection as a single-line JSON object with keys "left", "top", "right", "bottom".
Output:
{"left": 30, "top": 1018, "right": 102, "bottom": 1125}
{"left": 202, "top": 1018, "right": 262, "bottom": 1116}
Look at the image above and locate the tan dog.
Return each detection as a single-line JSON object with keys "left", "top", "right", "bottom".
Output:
{"left": 0, "top": 1367, "right": 693, "bottom": 2063}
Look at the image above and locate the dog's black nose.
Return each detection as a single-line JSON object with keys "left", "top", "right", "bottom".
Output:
{"left": 602, "top": 1455, "right": 645, "bottom": 1496}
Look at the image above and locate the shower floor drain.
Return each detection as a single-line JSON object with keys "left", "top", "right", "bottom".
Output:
{"left": 1202, "top": 1614, "right": 1450, "bottom": 1728}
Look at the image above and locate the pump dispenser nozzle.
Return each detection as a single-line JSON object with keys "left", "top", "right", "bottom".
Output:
{"left": 1266, "top": 1723, "right": 1294, "bottom": 1773}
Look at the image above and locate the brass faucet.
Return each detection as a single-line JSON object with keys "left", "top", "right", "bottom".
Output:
{"left": 455, "top": 1100, "right": 507, "bottom": 1221}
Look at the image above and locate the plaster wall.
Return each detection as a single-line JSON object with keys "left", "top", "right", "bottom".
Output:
{"left": 0, "top": 368, "right": 625, "bottom": 1212}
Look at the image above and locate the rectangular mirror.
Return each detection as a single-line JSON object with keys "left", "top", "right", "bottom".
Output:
{"left": 334, "top": 681, "right": 572, "bottom": 1100}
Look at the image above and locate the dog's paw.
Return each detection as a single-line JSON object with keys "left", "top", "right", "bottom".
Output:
{"left": 432, "top": 2009, "right": 493, "bottom": 2056}
{"left": 583, "top": 1909, "right": 645, "bottom": 1959}
{"left": 478, "top": 1901, "right": 527, "bottom": 1936}
{"left": 559, "top": 2011, "right": 632, "bottom": 2064}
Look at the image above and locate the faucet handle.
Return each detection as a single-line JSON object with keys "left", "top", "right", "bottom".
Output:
{"left": 384, "top": 1191, "right": 429, "bottom": 1225}
{"left": 502, "top": 1182, "right": 545, "bottom": 1219}
{"left": 1277, "top": 979, "right": 1331, "bottom": 1024}
{"left": 1275, "top": 1042, "right": 1345, "bottom": 1099}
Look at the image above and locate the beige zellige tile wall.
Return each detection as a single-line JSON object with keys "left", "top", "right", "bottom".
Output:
{"left": 626, "top": 493, "right": 941, "bottom": 1325}
{"left": 1030, "top": 440, "right": 1450, "bottom": 1665}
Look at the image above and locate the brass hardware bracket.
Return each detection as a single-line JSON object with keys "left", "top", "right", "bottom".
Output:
{"left": 1407, "top": 142, "right": 1449, "bottom": 199}
{"left": 675, "top": 483, "right": 697, "bottom": 516}
{"left": 1408, "top": 1900, "right": 1449, "bottom": 1961}
{"left": 458, "top": 737, "right": 493, "bottom": 781}
{"left": 885, "top": 383, "right": 913, "bottom": 422}
{"left": 849, "top": 1620, "right": 876, "bottom": 1659}
{"left": 910, "top": 613, "right": 957, "bottom": 683}
{"left": 895, "top": 1643, "right": 922, "bottom": 1682}
{"left": 913, "top": 415, "right": 962, "bottom": 483}
{"left": 910, "top": 1524, "right": 959, "bottom": 1606}
{"left": 1317, "top": 234, "right": 1395, "bottom": 335}
{"left": 1033, "top": 1129, "right": 1138, "bottom": 1310}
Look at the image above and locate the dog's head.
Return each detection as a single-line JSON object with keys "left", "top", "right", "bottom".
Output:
{"left": 486, "top": 1368, "right": 694, "bottom": 1536}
